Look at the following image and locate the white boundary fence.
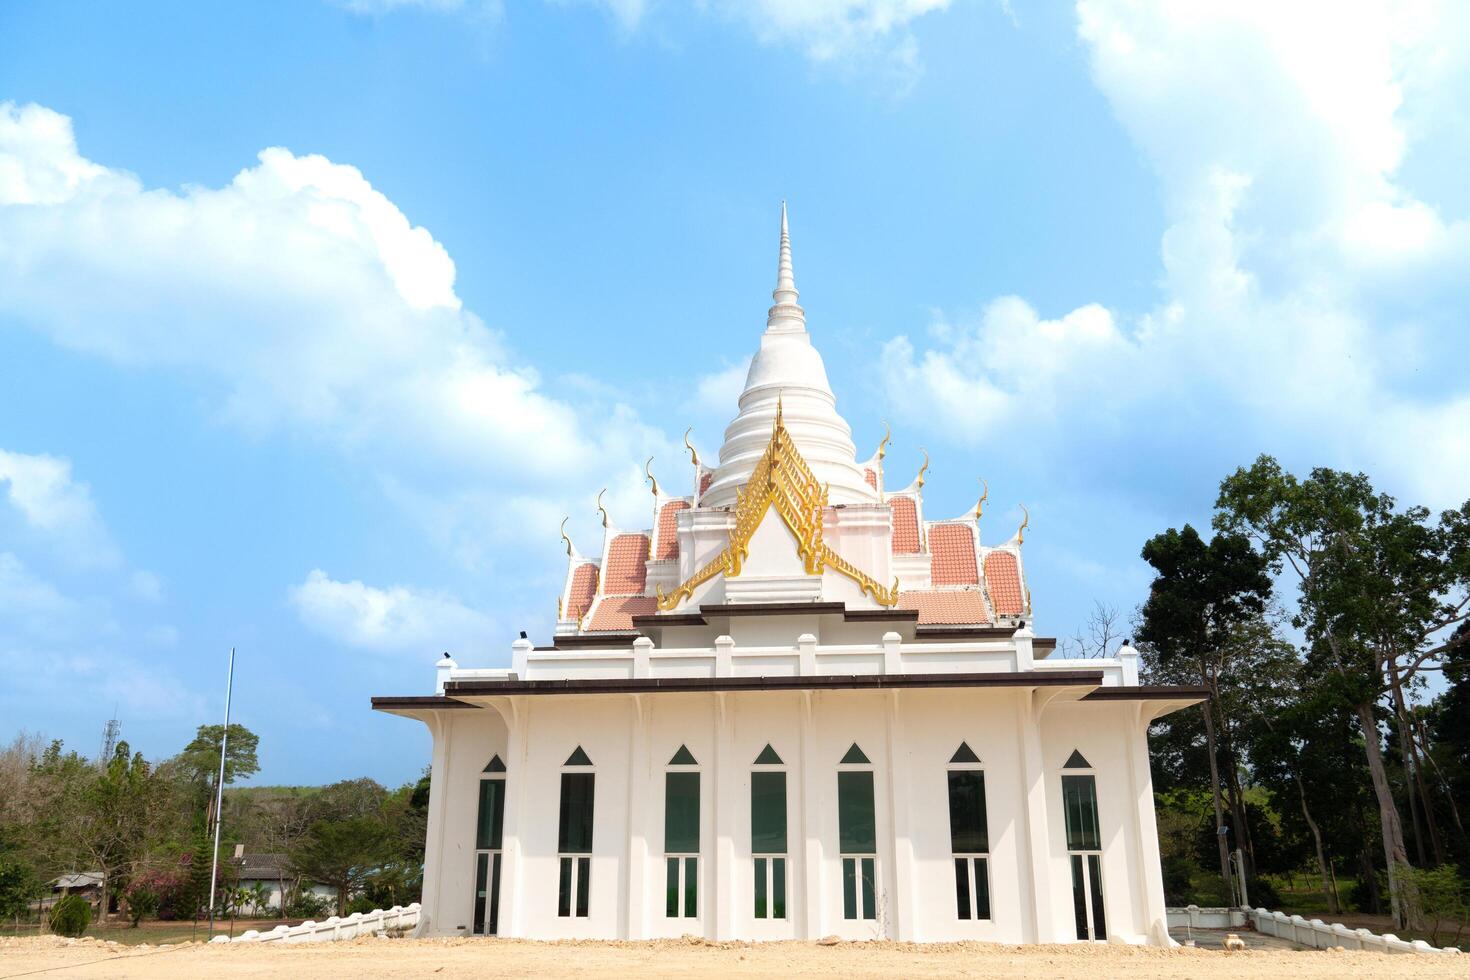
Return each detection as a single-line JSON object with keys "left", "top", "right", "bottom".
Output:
{"left": 1167, "top": 905, "right": 1461, "bottom": 955}
{"left": 209, "top": 903, "right": 420, "bottom": 944}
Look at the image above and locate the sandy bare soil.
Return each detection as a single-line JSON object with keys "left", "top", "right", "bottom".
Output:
{"left": 2, "top": 934, "right": 1467, "bottom": 979}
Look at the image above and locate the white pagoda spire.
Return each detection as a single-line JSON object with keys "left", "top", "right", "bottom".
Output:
{"left": 701, "top": 203, "right": 874, "bottom": 509}
{"left": 767, "top": 201, "right": 805, "bottom": 333}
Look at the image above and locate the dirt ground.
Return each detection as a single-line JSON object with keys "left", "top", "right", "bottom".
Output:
{"left": 3, "top": 935, "right": 1468, "bottom": 979}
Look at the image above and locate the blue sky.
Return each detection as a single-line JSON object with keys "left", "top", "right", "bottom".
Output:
{"left": 3, "top": 1, "right": 1469, "bottom": 786}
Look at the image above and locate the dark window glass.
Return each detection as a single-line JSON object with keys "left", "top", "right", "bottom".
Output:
{"left": 476, "top": 778, "right": 505, "bottom": 850}
{"left": 576, "top": 857, "right": 591, "bottom": 917}
{"left": 1062, "top": 774, "right": 1101, "bottom": 851}
{"left": 953, "top": 857, "right": 970, "bottom": 919}
{"left": 1064, "top": 749, "right": 1091, "bottom": 769}
{"left": 946, "top": 770, "right": 987, "bottom": 854}
{"left": 1070, "top": 854, "right": 1087, "bottom": 940}
{"left": 488, "top": 853, "right": 502, "bottom": 935}
{"left": 754, "top": 744, "right": 784, "bottom": 765}
{"left": 684, "top": 857, "right": 697, "bottom": 917}
{"left": 973, "top": 857, "right": 990, "bottom": 921}
{"left": 473, "top": 853, "right": 488, "bottom": 934}
{"left": 664, "top": 771, "right": 700, "bottom": 854}
{"left": 840, "top": 743, "right": 870, "bottom": 764}
{"left": 772, "top": 858, "right": 785, "bottom": 919}
{"left": 484, "top": 755, "right": 506, "bottom": 773}
{"left": 842, "top": 858, "right": 857, "bottom": 920}
{"left": 669, "top": 744, "right": 698, "bottom": 766}
{"left": 666, "top": 857, "right": 679, "bottom": 917}
{"left": 558, "top": 772, "right": 595, "bottom": 853}
{"left": 558, "top": 857, "right": 572, "bottom": 918}
{"left": 1087, "top": 854, "right": 1106, "bottom": 939}
{"left": 754, "top": 857, "right": 767, "bottom": 918}
{"left": 751, "top": 771, "right": 787, "bottom": 854}
{"left": 838, "top": 770, "right": 876, "bottom": 853}
{"left": 860, "top": 857, "right": 876, "bottom": 920}
{"left": 949, "top": 742, "right": 980, "bottom": 764}
{"left": 565, "top": 746, "right": 593, "bottom": 766}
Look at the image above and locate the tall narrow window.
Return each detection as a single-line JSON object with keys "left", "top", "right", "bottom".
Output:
{"left": 946, "top": 742, "right": 990, "bottom": 921}
{"left": 664, "top": 745, "right": 700, "bottom": 918}
{"left": 472, "top": 756, "right": 506, "bottom": 935}
{"left": 751, "top": 744, "right": 787, "bottom": 920}
{"left": 557, "top": 747, "right": 595, "bottom": 918}
{"left": 1061, "top": 751, "right": 1106, "bottom": 941}
{"left": 837, "top": 743, "right": 877, "bottom": 921}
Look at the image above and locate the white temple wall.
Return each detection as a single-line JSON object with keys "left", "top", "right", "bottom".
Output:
{"left": 417, "top": 691, "right": 1165, "bottom": 945}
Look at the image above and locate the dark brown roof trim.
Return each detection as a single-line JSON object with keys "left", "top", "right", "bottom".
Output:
{"left": 371, "top": 695, "right": 478, "bottom": 711}
{"left": 549, "top": 633, "right": 644, "bottom": 649}
{"left": 914, "top": 626, "right": 1017, "bottom": 639}
{"left": 1034, "top": 638, "right": 1058, "bottom": 652}
{"left": 1081, "top": 685, "right": 1208, "bottom": 702}
{"left": 698, "top": 601, "right": 849, "bottom": 617}
{"left": 843, "top": 608, "right": 920, "bottom": 622}
{"left": 632, "top": 613, "right": 706, "bottom": 627}
{"left": 441, "top": 669, "right": 1105, "bottom": 698}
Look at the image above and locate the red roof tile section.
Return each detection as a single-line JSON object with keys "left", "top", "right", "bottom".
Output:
{"left": 929, "top": 523, "right": 979, "bottom": 586}
{"left": 898, "top": 590, "right": 990, "bottom": 625}
{"left": 698, "top": 471, "right": 713, "bottom": 497}
{"left": 603, "top": 533, "right": 650, "bottom": 595}
{"left": 890, "top": 496, "right": 920, "bottom": 554}
{"left": 984, "top": 550, "right": 1025, "bottom": 617}
{"left": 588, "top": 595, "right": 656, "bottom": 632}
{"left": 864, "top": 468, "right": 877, "bottom": 490}
{"left": 565, "top": 562, "right": 598, "bottom": 621}
{"left": 656, "top": 501, "right": 690, "bottom": 560}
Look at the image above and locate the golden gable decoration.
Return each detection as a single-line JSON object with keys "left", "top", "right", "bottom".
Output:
{"left": 657, "top": 400, "right": 900, "bottom": 610}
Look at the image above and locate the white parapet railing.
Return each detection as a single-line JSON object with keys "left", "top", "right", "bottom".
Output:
{"left": 209, "top": 903, "right": 420, "bottom": 944}
{"left": 1164, "top": 904, "right": 1460, "bottom": 955}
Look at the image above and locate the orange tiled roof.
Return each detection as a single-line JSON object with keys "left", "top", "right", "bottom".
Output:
{"left": 984, "top": 550, "right": 1025, "bottom": 617}
{"left": 698, "top": 471, "right": 713, "bottom": 497}
{"left": 603, "top": 533, "right": 650, "bottom": 594}
{"left": 588, "top": 595, "right": 656, "bottom": 631}
{"left": 890, "top": 496, "right": 920, "bottom": 554}
{"left": 929, "top": 523, "right": 979, "bottom": 586}
{"left": 864, "top": 468, "right": 877, "bottom": 490}
{"left": 566, "top": 562, "right": 598, "bottom": 621}
{"left": 898, "top": 589, "right": 990, "bottom": 625}
{"left": 656, "top": 500, "right": 690, "bottom": 560}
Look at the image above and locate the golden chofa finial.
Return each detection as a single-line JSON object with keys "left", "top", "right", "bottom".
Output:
{"left": 596, "top": 488, "right": 609, "bottom": 529}
{"left": 682, "top": 427, "right": 700, "bottom": 468}
{"left": 1017, "top": 503, "right": 1030, "bottom": 544}
{"left": 774, "top": 393, "right": 785, "bottom": 430}
{"left": 915, "top": 448, "right": 929, "bottom": 492}
{"left": 644, "top": 457, "right": 661, "bottom": 498}
{"left": 975, "top": 478, "right": 989, "bottom": 521}
{"left": 876, "top": 420, "right": 891, "bottom": 463}
{"left": 559, "top": 517, "right": 573, "bottom": 557}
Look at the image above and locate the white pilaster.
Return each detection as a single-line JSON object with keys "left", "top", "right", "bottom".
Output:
{"left": 1129, "top": 703, "right": 1172, "bottom": 945}
{"left": 798, "top": 690, "right": 824, "bottom": 937}
{"left": 417, "top": 711, "right": 452, "bottom": 936}
{"left": 503, "top": 699, "right": 530, "bottom": 937}
{"left": 625, "top": 694, "right": 649, "bottom": 938}
{"left": 884, "top": 690, "right": 916, "bottom": 939}
{"left": 713, "top": 692, "right": 737, "bottom": 938}
{"left": 1017, "top": 688, "right": 1056, "bottom": 942}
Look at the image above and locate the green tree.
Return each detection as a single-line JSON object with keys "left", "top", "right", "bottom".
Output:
{"left": 1138, "top": 523, "right": 1273, "bottom": 900}
{"left": 289, "top": 816, "right": 391, "bottom": 916}
{"left": 178, "top": 724, "right": 259, "bottom": 825}
{"left": 1215, "top": 456, "right": 1470, "bottom": 927}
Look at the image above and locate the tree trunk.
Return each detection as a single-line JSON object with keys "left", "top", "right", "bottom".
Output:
{"left": 1201, "top": 694, "right": 1235, "bottom": 902}
{"left": 1295, "top": 772, "right": 1337, "bottom": 913}
{"left": 1354, "top": 700, "right": 1417, "bottom": 928}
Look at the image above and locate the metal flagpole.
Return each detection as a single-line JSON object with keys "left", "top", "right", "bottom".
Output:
{"left": 207, "top": 647, "right": 236, "bottom": 939}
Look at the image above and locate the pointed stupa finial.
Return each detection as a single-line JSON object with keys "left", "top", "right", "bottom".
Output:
{"left": 767, "top": 201, "right": 806, "bottom": 333}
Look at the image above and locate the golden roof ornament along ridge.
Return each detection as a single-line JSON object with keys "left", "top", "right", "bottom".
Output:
{"left": 596, "top": 488, "right": 610, "bottom": 529}
{"left": 644, "top": 457, "right": 661, "bottom": 498}
{"left": 976, "top": 478, "right": 989, "bottom": 522}
{"left": 656, "top": 406, "right": 900, "bottom": 611}
{"left": 560, "top": 517, "right": 573, "bottom": 557}
{"left": 876, "top": 420, "right": 891, "bottom": 462}
{"left": 915, "top": 449, "right": 930, "bottom": 492}
{"left": 1017, "top": 503, "right": 1029, "bottom": 544}
{"left": 683, "top": 427, "right": 700, "bottom": 468}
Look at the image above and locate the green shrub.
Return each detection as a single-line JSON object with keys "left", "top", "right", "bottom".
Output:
{"left": 1247, "top": 875, "right": 1281, "bottom": 909}
{"left": 345, "top": 895, "right": 377, "bottom": 916}
{"left": 48, "top": 894, "right": 92, "bottom": 937}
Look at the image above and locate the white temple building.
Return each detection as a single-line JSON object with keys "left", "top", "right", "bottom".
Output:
{"left": 374, "top": 206, "right": 1204, "bottom": 945}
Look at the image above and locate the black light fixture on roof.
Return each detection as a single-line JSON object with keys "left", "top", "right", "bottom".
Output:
{"left": 519, "top": 630, "right": 528, "bottom": 640}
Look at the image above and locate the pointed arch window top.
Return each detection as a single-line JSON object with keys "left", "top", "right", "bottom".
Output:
{"left": 565, "top": 746, "right": 593, "bottom": 767}
{"left": 754, "top": 744, "right": 784, "bottom": 766}
{"left": 484, "top": 755, "right": 506, "bottom": 773}
{"left": 840, "top": 743, "right": 870, "bottom": 765}
{"left": 1064, "top": 749, "right": 1092, "bottom": 769}
{"left": 669, "top": 744, "right": 698, "bottom": 766}
{"left": 949, "top": 742, "right": 980, "bottom": 765}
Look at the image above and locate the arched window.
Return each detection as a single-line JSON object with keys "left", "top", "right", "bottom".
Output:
{"left": 1061, "top": 750, "right": 1105, "bottom": 940}
{"left": 557, "top": 746, "right": 595, "bottom": 918}
{"left": 472, "top": 755, "right": 506, "bottom": 935}
{"left": 837, "top": 743, "right": 876, "bottom": 921}
{"left": 664, "top": 745, "right": 700, "bottom": 918}
{"left": 751, "top": 744, "right": 787, "bottom": 919}
{"left": 946, "top": 742, "right": 989, "bottom": 920}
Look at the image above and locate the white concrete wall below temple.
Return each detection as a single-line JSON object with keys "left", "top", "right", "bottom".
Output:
{"left": 415, "top": 689, "right": 1167, "bottom": 945}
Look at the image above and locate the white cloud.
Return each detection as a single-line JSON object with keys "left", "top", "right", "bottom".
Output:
{"left": 884, "top": 2, "right": 1470, "bottom": 509}
{"left": 289, "top": 568, "right": 499, "bottom": 657}
{"left": 691, "top": 357, "right": 751, "bottom": 418}
{"left": 0, "top": 448, "right": 120, "bottom": 569}
{"left": 0, "top": 102, "right": 675, "bottom": 557}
